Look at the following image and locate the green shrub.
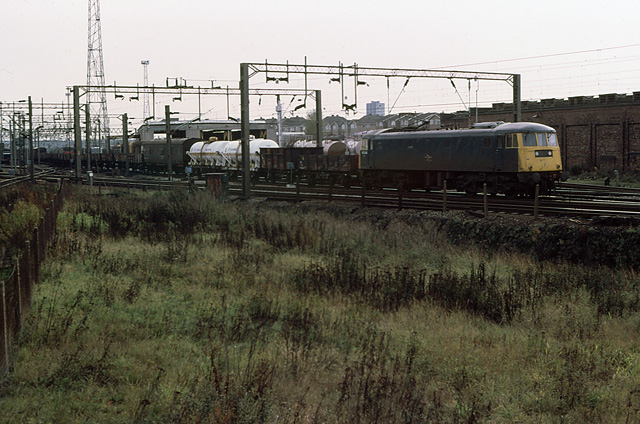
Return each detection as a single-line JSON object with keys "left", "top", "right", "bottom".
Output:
{"left": 0, "top": 199, "right": 41, "bottom": 256}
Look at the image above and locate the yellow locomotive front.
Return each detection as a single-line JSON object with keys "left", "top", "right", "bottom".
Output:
{"left": 498, "top": 122, "right": 566, "bottom": 191}
{"left": 516, "top": 131, "right": 562, "bottom": 174}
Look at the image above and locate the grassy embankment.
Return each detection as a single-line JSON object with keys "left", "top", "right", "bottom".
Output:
{"left": 1, "top": 187, "right": 639, "bottom": 423}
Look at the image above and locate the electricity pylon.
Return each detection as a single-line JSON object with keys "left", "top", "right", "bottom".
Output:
{"left": 87, "top": 0, "right": 110, "bottom": 152}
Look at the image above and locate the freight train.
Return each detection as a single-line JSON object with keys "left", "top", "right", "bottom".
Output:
{"left": 41, "top": 121, "right": 566, "bottom": 195}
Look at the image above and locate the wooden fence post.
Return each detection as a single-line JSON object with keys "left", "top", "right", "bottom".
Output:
{"left": 328, "top": 178, "right": 333, "bottom": 203}
{"left": 24, "top": 241, "right": 31, "bottom": 315}
{"left": 483, "top": 183, "right": 488, "bottom": 218}
{"left": 2, "top": 276, "right": 10, "bottom": 374}
{"left": 443, "top": 180, "right": 447, "bottom": 212}
{"left": 534, "top": 184, "right": 540, "bottom": 220}
{"left": 361, "top": 183, "right": 366, "bottom": 208}
{"left": 34, "top": 227, "right": 40, "bottom": 285}
{"left": 14, "top": 257, "right": 21, "bottom": 328}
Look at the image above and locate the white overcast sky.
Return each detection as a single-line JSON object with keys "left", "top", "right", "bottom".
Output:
{"left": 1, "top": 0, "right": 640, "bottom": 126}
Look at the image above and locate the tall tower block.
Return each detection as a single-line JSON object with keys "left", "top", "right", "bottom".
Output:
{"left": 87, "top": 0, "right": 110, "bottom": 151}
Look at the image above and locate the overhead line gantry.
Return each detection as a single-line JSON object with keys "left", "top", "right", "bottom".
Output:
{"left": 69, "top": 83, "right": 319, "bottom": 182}
{"left": 240, "top": 61, "right": 521, "bottom": 198}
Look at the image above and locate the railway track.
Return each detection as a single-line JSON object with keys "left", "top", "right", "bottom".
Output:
{"left": 0, "top": 167, "right": 58, "bottom": 189}
{"left": 555, "top": 182, "right": 640, "bottom": 201}
{"left": 230, "top": 183, "right": 640, "bottom": 219}
{"left": 5, "top": 169, "right": 639, "bottom": 221}
{"left": 90, "top": 176, "right": 192, "bottom": 191}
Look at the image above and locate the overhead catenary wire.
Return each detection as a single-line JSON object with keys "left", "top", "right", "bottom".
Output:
{"left": 439, "top": 43, "right": 640, "bottom": 69}
{"left": 449, "top": 79, "right": 467, "bottom": 111}
{"left": 388, "top": 78, "right": 410, "bottom": 114}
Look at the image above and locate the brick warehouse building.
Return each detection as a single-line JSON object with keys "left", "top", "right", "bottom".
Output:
{"left": 444, "top": 92, "right": 640, "bottom": 173}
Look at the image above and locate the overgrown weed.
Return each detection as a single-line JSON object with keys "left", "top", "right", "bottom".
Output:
{"left": 3, "top": 188, "right": 640, "bottom": 423}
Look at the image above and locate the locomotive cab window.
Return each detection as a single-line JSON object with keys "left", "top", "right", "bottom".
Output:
{"left": 536, "top": 133, "right": 548, "bottom": 146}
{"left": 548, "top": 133, "right": 558, "bottom": 146}
{"left": 523, "top": 133, "right": 537, "bottom": 146}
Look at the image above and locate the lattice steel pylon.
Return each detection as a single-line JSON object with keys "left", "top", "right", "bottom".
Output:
{"left": 141, "top": 60, "right": 151, "bottom": 120}
{"left": 87, "top": 0, "right": 110, "bottom": 151}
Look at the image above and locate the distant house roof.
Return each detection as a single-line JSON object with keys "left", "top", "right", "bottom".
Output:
{"left": 322, "top": 115, "right": 348, "bottom": 125}
{"left": 356, "top": 114, "right": 386, "bottom": 124}
{"left": 283, "top": 116, "right": 307, "bottom": 126}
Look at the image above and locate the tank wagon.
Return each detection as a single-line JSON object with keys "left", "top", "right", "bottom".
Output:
{"left": 187, "top": 136, "right": 279, "bottom": 177}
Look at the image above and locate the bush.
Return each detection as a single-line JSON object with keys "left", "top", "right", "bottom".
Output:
{"left": 0, "top": 199, "right": 41, "bottom": 257}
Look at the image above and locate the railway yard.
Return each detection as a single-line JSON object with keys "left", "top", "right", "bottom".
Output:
{"left": 4, "top": 1, "right": 640, "bottom": 421}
